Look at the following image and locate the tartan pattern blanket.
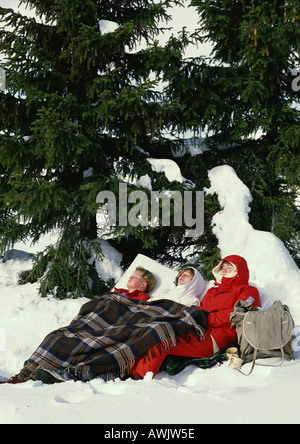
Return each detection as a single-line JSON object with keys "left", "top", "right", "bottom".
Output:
{"left": 24, "top": 292, "right": 208, "bottom": 381}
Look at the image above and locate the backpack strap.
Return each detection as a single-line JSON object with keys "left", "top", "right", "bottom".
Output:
{"left": 238, "top": 346, "right": 286, "bottom": 376}
{"left": 238, "top": 348, "right": 258, "bottom": 376}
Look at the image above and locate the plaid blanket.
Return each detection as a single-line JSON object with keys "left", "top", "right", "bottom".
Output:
{"left": 24, "top": 292, "right": 208, "bottom": 381}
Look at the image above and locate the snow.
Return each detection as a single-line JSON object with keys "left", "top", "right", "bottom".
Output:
{"left": 94, "top": 239, "right": 123, "bottom": 283}
{"left": 135, "top": 174, "right": 153, "bottom": 192}
{"left": 1, "top": 164, "right": 300, "bottom": 425}
{"left": 148, "top": 158, "right": 185, "bottom": 184}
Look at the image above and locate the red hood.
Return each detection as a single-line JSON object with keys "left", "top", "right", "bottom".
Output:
{"left": 214, "top": 255, "right": 250, "bottom": 288}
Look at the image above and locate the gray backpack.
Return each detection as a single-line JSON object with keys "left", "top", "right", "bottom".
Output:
{"left": 230, "top": 300, "right": 295, "bottom": 375}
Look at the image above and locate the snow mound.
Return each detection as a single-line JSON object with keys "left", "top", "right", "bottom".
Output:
{"left": 206, "top": 165, "right": 300, "bottom": 318}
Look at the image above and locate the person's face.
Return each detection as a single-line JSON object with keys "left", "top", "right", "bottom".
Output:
{"left": 127, "top": 271, "right": 147, "bottom": 292}
{"left": 177, "top": 270, "right": 193, "bottom": 286}
{"left": 221, "top": 262, "right": 234, "bottom": 276}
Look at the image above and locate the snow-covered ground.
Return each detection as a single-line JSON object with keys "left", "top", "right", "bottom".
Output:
{"left": 0, "top": 165, "right": 299, "bottom": 425}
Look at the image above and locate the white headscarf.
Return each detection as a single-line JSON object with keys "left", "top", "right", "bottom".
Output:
{"left": 153, "top": 267, "right": 206, "bottom": 307}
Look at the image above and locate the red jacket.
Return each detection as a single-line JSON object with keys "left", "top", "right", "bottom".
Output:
{"left": 199, "top": 255, "right": 261, "bottom": 349}
{"left": 114, "top": 288, "right": 150, "bottom": 302}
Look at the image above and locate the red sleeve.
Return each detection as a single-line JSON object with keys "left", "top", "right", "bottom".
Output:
{"left": 207, "top": 286, "right": 261, "bottom": 329}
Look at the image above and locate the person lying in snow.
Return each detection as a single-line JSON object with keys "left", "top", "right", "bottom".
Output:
{"left": 4, "top": 265, "right": 156, "bottom": 384}
{"left": 113, "top": 266, "right": 157, "bottom": 302}
{"left": 4, "top": 256, "right": 260, "bottom": 385}
{"left": 152, "top": 267, "right": 205, "bottom": 307}
{"left": 130, "top": 255, "right": 261, "bottom": 380}
{"left": 4, "top": 265, "right": 206, "bottom": 384}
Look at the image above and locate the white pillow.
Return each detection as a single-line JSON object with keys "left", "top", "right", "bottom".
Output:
{"left": 114, "top": 254, "right": 178, "bottom": 298}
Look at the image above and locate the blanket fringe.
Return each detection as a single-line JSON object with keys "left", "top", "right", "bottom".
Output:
{"left": 141, "top": 329, "right": 204, "bottom": 366}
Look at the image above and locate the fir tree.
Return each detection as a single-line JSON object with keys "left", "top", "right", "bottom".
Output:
{"left": 163, "top": 0, "right": 300, "bottom": 268}
{"left": 0, "top": 0, "right": 185, "bottom": 298}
